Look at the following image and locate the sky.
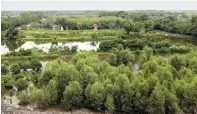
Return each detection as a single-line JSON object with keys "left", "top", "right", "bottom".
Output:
{"left": 1, "top": 1, "right": 197, "bottom": 11}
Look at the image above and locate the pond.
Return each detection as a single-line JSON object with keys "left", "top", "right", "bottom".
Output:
{"left": 1, "top": 41, "right": 100, "bottom": 55}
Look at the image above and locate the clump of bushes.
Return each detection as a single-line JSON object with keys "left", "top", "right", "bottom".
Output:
{"left": 10, "top": 63, "right": 21, "bottom": 74}
{"left": 99, "top": 38, "right": 191, "bottom": 54}
{"left": 169, "top": 45, "right": 190, "bottom": 53}
{"left": 5, "top": 27, "right": 18, "bottom": 40}
{"left": 5, "top": 48, "right": 32, "bottom": 56}
{"left": 49, "top": 45, "right": 78, "bottom": 54}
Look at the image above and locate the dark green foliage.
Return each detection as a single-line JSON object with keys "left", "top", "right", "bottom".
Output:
{"left": 15, "top": 73, "right": 25, "bottom": 80}
{"left": 99, "top": 40, "right": 117, "bottom": 52}
{"left": 5, "top": 27, "right": 18, "bottom": 40}
{"left": 49, "top": 45, "right": 78, "bottom": 55}
{"left": 2, "top": 12, "right": 42, "bottom": 30}
{"left": 1, "top": 64, "right": 9, "bottom": 75}
{"left": 18, "top": 48, "right": 32, "bottom": 56}
{"left": 71, "top": 46, "right": 78, "bottom": 53}
{"left": 170, "top": 55, "right": 186, "bottom": 71}
{"left": 145, "top": 20, "right": 154, "bottom": 33}
{"left": 30, "top": 71, "right": 40, "bottom": 85}
{"left": 1, "top": 80, "right": 5, "bottom": 95}
{"left": 31, "top": 59, "right": 42, "bottom": 71}
{"left": 4, "top": 51, "right": 20, "bottom": 56}
{"left": 2, "top": 75, "right": 14, "bottom": 88}
{"left": 16, "top": 78, "right": 28, "bottom": 90}
{"left": 10, "top": 63, "right": 20, "bottom": 74}
{"left": 99, "top": 37, "right": 192, "bottom": 54}
{"left": 169, "top": 45, "right": 190, "bottom": 53}
{"left": 4, "top": 48, "right": 33, "bottom": 56}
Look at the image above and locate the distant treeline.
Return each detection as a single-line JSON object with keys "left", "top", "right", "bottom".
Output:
{"left": 1, "top": 11, "right": 197, "bottom": 36}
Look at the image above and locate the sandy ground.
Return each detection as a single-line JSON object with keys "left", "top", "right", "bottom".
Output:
{"left": 1, "top": 103, "right": 106, "bottom": 114}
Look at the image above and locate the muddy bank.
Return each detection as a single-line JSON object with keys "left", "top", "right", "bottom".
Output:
{"left": 1, "top": 103, "right": 106, "bottom": 114}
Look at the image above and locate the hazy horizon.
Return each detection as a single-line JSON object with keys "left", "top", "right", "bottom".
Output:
{"left": 2, "top": 1, "right": 197, "bottom": 11}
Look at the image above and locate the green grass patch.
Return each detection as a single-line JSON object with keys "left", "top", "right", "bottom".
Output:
{"left": 18, "top": 29, "right": 124, "bottom": 41}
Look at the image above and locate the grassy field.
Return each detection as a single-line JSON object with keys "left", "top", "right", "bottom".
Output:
{"left": 18, "top": 29, "right": 124, "bottom": 41}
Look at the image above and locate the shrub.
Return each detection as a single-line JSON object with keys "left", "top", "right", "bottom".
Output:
{"left": 2, "top": 75, "right": 15, "bottom": 88}
{"left": 169, "top": 45, "right": 190, "bottom": 53}
{"left": 5, "top": 27, "right": 18, "bottom": 40}
{"left": 16, "top": 78, "right": 28, "bottom": 90}
{"left": 10, "top": 63, "right": 21, "bottom": 74}
{"left": 18, "top": 90, "right": 30, "bottom": 106}
{"left": 19, "top": 48, "right": 32, "bottom": 56}
{"left": 1, "top": 64, "right": 9, "bottom": 75}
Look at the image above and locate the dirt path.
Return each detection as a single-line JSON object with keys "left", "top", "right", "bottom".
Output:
{"left": 1, "top": 103, "right": 106, "bottom": 114}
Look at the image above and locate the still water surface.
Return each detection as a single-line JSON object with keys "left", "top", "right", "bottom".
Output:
{"left": 1, "top": 41, "right": 100, "bottom": 55}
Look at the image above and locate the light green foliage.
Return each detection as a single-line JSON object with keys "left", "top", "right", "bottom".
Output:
{"left": 44, "top": 79, "right": 58, "bottom": 105}
{"left": 18, "top": 90, "right": 30, "bottom": 105}
{"left": 114, "top": 74, "right": 131, "bottom": 111}
{"left": 2, "top": 47, "right": 197, "bottom": 114}
{"left": 62, "top": 81, "right": 83, "bottom": 110}
{"left": 18, "top": 29, "right": 122, "bottom": 41}
{"left": 86, "top": 82, "right": 105, "bottom": 110}
{"left": 155, "top": 66, "right": 173, "bottom": 87}
{"left": 30, "top": 87, "right": 49, "bottom": 108}
{"left": 143, "top": 46, "right": 153, "bottom": 60}
{"left": 105, "top": 95, "right": 115, "bottom": 113}
{"left": 147, "top": 83, "right": 165, "bottom": 114}
{"left": 39, "top": 59, "right": 66, "bottom": 85}
{"left": 117, "top": 44, "right": 124, "bottom": 51}
{"left": 141, "top": 59, "right": 159, "bottom": 76}
{"left": 188, "top": 57, "right": 197, "bottom": 73}
{"left": 139, "top": 52, "right": 148, "bottom": 64}
{"left": 174, "top": 78, "right": 197, "bottom": 113}
{"left": 108, "top": 48, "right": 134, "bottom": 66}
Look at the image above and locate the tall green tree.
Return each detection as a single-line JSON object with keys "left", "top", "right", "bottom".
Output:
{"left": 62, "top": 81, "right": 83, "bottom": 110}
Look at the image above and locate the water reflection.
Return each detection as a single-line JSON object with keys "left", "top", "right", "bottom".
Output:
{"left": 1, "top": 41, "right": 100, "bottom": 55}
{"left": 1, "top": 45, "right": 10, "bottom": 55}
{"left": 1, "top": 40, "right": 25, "bottom": 55}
